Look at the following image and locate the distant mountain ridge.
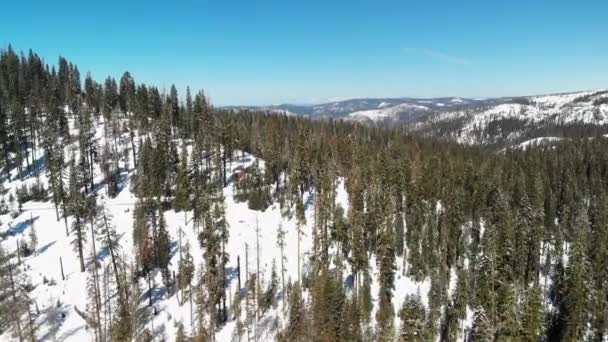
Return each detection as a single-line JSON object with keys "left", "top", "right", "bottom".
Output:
{"left": 409, "top": 89, "right": 608, "bottom": 146}
{"left": 224, "top": 89, "right": 608, "bottom": 146}
{"left": 222, "top": 96, "right": 486, "bottom": 122}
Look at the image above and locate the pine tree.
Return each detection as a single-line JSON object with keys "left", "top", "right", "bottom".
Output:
{"left": 521, "top": 285, "right": 544, "bottom": 341}
{"left": 111, "top": 268, "right": 134, "bottom": 342}
{"left": 261, "top": 259, "right": 279, "bottom": 313}
{"left": 157, "top": 211, "right": 173, "bottom": 295}
{"left": 28, "top": 215, "right": 37, "bottom": 255}
{"left": 341, "top": 296, "right": 362, "bottom": 342}
{"left": 399, "top": 294, "right": 426, "bottom": 341}
{"left": 281, "top": 282, "right": 306, "bottom": 342}
{"left": 175, "top": 320, "right": 189, "bottom": 342}
{"left": 376, "top": 202, "right": 397, "bottom": 340}
{"left": 174, "top": 143, "right": 191, "bottom": 222}
{"left": 231, "top": 288, "right": 245, "bottom": 342}
{"left": 177, "top": 242, "right": 195, "bottom": 304}
{"left": 470, "top": 308, "right": 494, "bottom": 341}
{"left": 276, "top": 223, "right": 287, "bottom": 310}
{"left": 0, "top": 247, "right": 30, "bottom": 342}
{"left": 561, "top": 204, "right": 591, "bottom": 341}
{"left": 588, "top": 187, "right": 608, "bottom": 339}
{"left": 496, "top": 283, "right": 521, "bottom": 339}
{"left": 97, "top": 202, "right": 128, "bottom": 307}
{"left": 85, "top": 248, "right": 103, "bottom": 342}
{"left": 43, "top": 111, "right": 67, "bottom": 226}
{"left": 68, "top": 160, "right": 88, "bottom": 272}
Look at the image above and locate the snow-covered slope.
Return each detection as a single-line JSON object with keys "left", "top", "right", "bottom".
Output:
{"left": 0, "top": 116, "right": 460, "bottom": 341}
{"left": 515, "top": 136, "right": 564, "bottom": 150}
{"left": 411, "top": 90, "right": 608, "bottom": 145}
{"left": 348, "top": 103, "right": 430, "bottom": 123}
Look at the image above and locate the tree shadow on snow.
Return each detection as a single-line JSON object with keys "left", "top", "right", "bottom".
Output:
{"left": 304, "top": 190, "right": 315, "bottom": 211}
{"left": 169, "top": 240, "right": 179, "bottom": 259}
{"left": 5, "top": 214, "right": 40, "bottom": 237}
{"left": 344, "top": 274, "right": 354, "bottom": 289}
{"left": 147, "top": 286, "right": 167, "bottom": 305}
{"left": 95, "top": 232, "right": 125, "bottom": 261}
{"left": 37, "top": 240, "right": 57, "bottom": 254}
{"left": 36, "top": 302, "right": 69, "bottom": 342}
{"left": 232, "top": 154, "right": 252, "bottom": 165}
{"left": 16, "top": 155, "right": 48, "bottom": 181}
{"left": 90, "top": 169, "right": 129, "bottom": 198}
{"left": 57, "top": 326, "right": 84, "bottom": 342}
{"left": 256, "top": 315, "right": 280, "bottom": 341}
{"left": 225, "top": 266, "right": 241, "bottom": 289}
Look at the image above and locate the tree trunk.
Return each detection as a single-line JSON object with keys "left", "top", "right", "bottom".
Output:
{"left": 255, "top": 219, "right": 260, "bottom": 322}
{"left": 76, "top": 217, "right": 86, "bottom": 272}
{"left": 280, "top": 244, "right": 285, "bottom": 314}
{"left": 89, "top": 225, "right": 103, "bottom": 342}
{"left": 130, "top": 131, "right": 137, "bottom": 168}
{"left": 297, "top": 224, "right": 301, "bottom": 285}
{"left": 102, "top": 209, "right": 127, "bottom": 308}
{"left": 189, "top": 282, "right": 194, "bottom": 335}
{"left": 89, "top": 145, "right": 95, "bottom": 191}
{"left": 237, "top": 255, "right": 241, "bottom": 291}
{"left": 148, "top": 272, "right": 153, "bottom": 307}
{"left": 8, "top": 261, "right": 24, "bottom": 342}
{"left": 60, "top": 257, "right": 65, "bottom": 281}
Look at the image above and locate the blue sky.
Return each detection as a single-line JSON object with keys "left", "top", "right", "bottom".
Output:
{"left": 2, "top": 1, "right": 608, "bottom": 105}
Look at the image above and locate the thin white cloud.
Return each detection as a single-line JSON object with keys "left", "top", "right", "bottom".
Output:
{"left": 404, "top": 48, "right": 472, "bottom": 66}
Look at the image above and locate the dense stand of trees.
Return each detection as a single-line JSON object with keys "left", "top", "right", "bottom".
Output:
{"left": 1, "top": 45, "right": 608, "bottom": 341}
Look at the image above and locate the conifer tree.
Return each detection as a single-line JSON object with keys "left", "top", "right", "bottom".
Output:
{"left": 97, "top": 203, "right": 128, "bottom": 307}
{"left": 157, "top": 211, "right": 173, "bottom": 294}
{"left": 281, "top": 282, "right": 306, "bottom": 342}
{"left": 399, "top": 294, "right": 426, "bottom": 341}
{"left": 28, "top": 216, "right": 37, "bottom": 255}
{"left": 0, "top": 246, "right": 29, "bottom": 341}
{"left": 174, "top": 320, "right": 188, "bottom": 342}
{"left": 561, "top": 204, "right": 591, "bottom": 341}
{"left": 68, "top": 160, "right": 88, "bottom": 272}
{"left": 470, "top": 308, "right": 494, "bottom": 341}
{"left": 521, "top": 285, "right": 544, "bottom": 341}
{"left": 174, "top": 143, "right": 191, "bottom": 222}
{"left": 276, "top": 223, "right": 287, "bottom": 308}
{"left": 177, "top": 242, "right": 195, "bottom": 304}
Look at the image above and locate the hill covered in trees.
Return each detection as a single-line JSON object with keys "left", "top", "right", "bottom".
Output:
{"left": 1, "top": 45, "right": 608, "bottom": 341}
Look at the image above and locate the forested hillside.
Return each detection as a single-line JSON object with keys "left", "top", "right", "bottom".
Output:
{"left": 1, "top": 46, "right": 608, "bottom": 341}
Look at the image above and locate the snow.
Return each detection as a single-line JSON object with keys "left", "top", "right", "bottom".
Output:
{"left": 348, "top": 103, "right": 429, "bottom": 122}
{"left": 516, "top": 137, "right": 564, "bottom": 150}
{"left": 531, "top": 90, "right": 598, "bottom": 107}
{"left": 269, "top": 109, "right": 296, "bottom": 116}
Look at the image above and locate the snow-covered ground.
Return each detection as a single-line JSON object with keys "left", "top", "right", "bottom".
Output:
{"left": 515, "top": 137, "right": 564, "bottom": 150}
{"left": 0, "top": 115, "right": 471, "bottom": 341}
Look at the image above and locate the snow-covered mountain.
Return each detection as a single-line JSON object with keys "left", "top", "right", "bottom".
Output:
{"left": 410, "top": 90, "right": 608, "bottom": 145}
{"left": 228, "top": 89, "right": 608, "bottom": 146}
{"left": 222, "top": 96, "right": 482, "bottom": 123}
